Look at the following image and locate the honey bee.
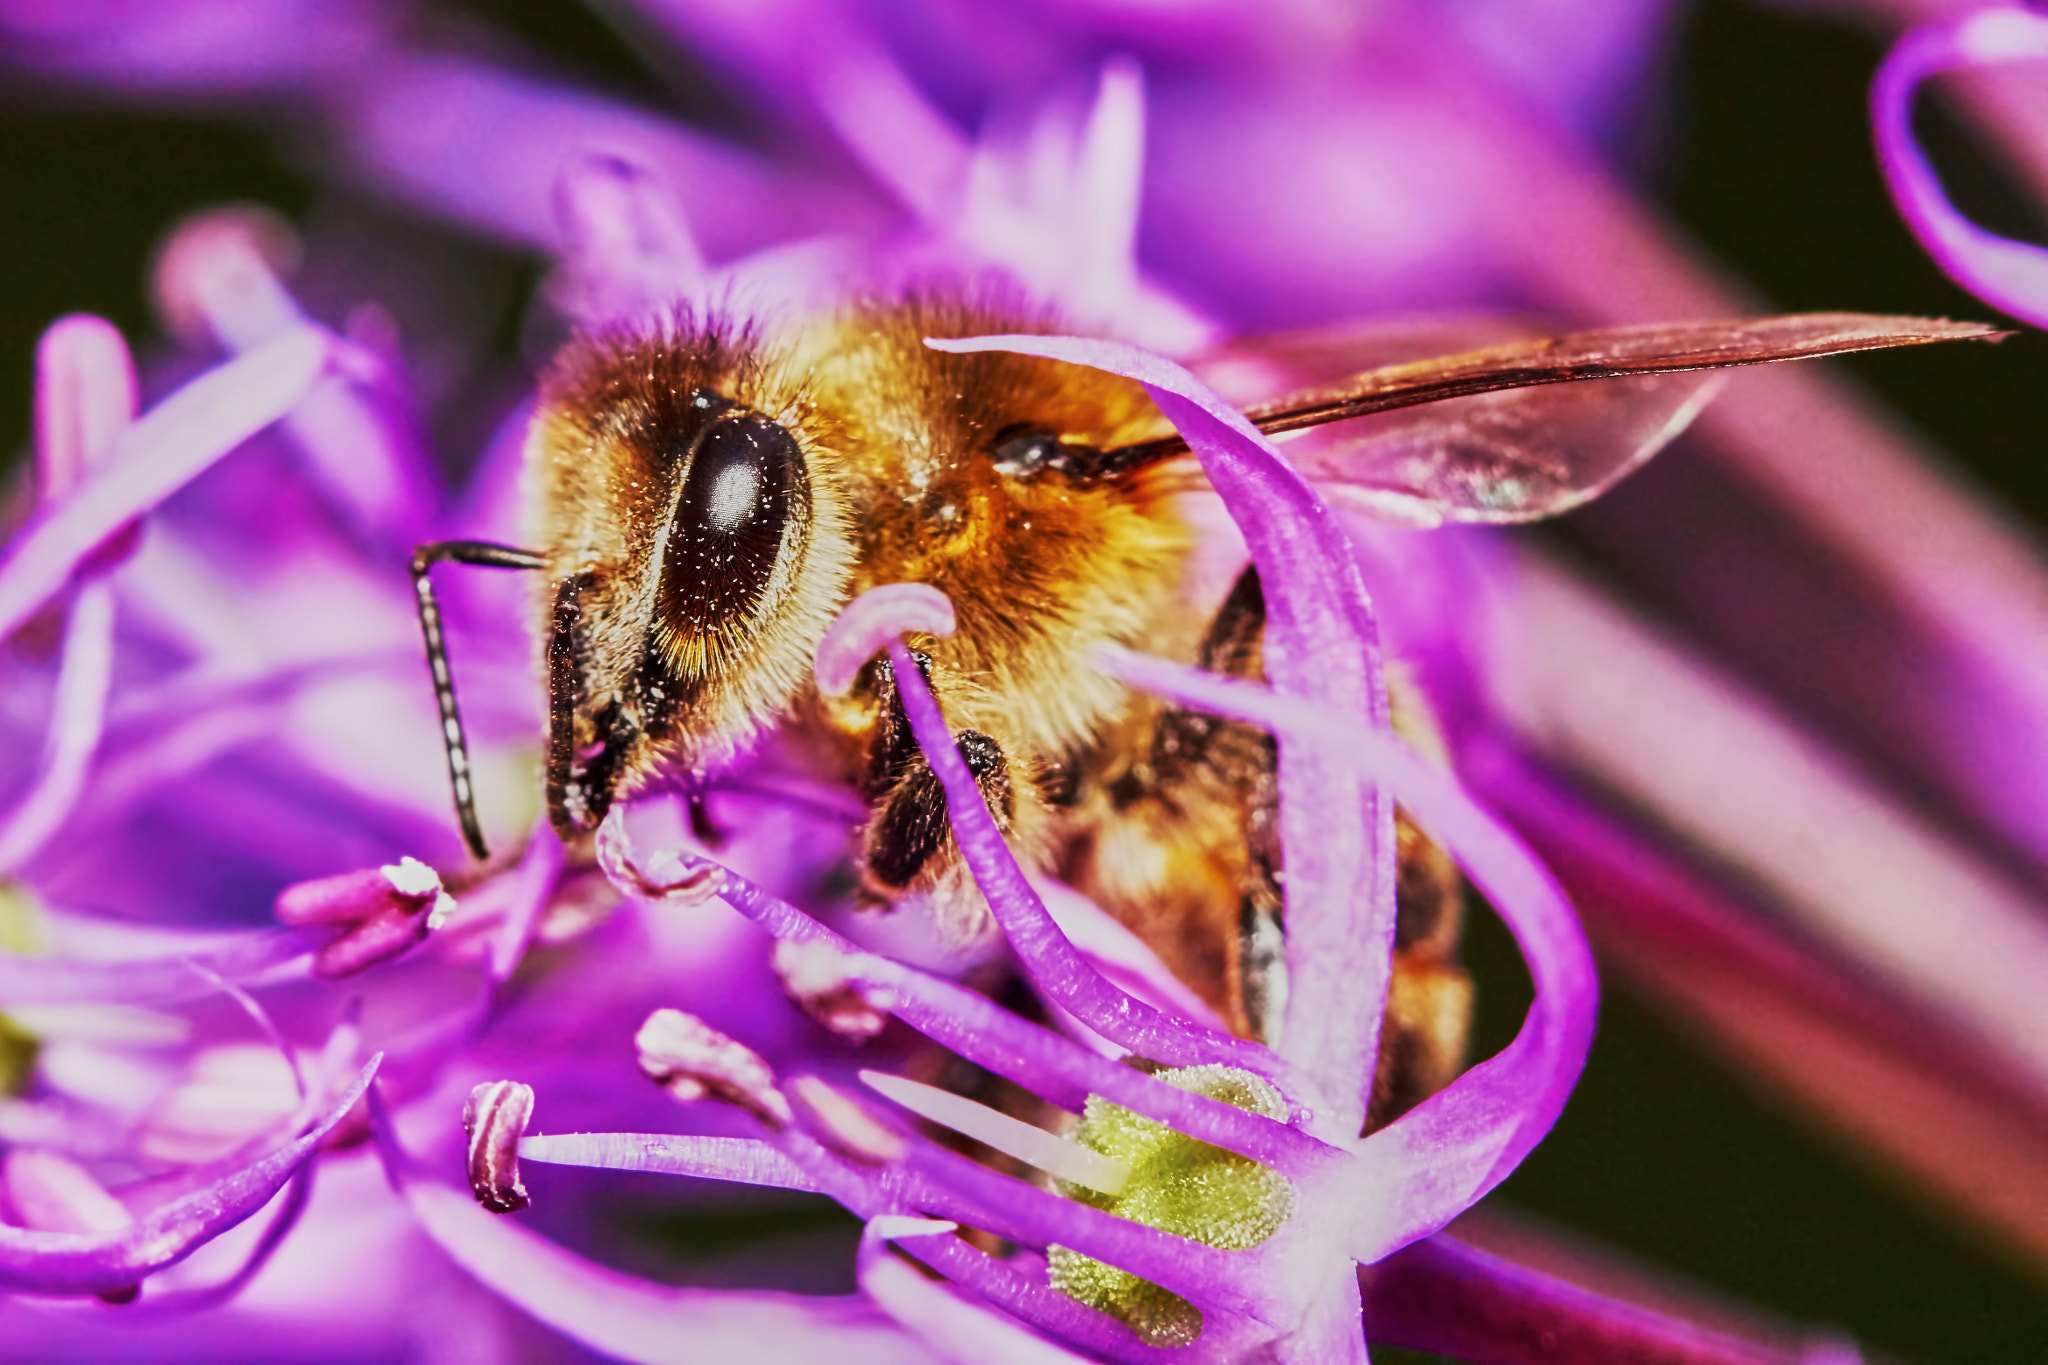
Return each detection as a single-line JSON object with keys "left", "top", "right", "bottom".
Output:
{"left": 410, "top": 291, "right": 1994, "bottom": 1129}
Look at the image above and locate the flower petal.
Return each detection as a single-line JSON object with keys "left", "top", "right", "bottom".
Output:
{"left": 0, "top": 581, "right": 115, "bottom": 873}
{"left": 597, "top": 813, "right": 1324, "bottom": 1171}
{"left": 883, "top": 642, "right": 1282, "bottom": 1083}
{"left": 368, "top": 1089, "right": 932, "bottom": 1365}
{"left": 33, "top": 314, "right": 136, "bottom": 500}
{"left": 928, "top": 332, "right": 1396, "bottom": 1138}
{"left": 722, "top": 869, "right": 1327, "bottom": 1171}
{"left": 0, "top": 1055, "right": 378, "bottom": 1296}
{"left": 0, "top": 930, "right": 321, "bottom": 1007}
{"left": 486, "top": 821, "right": 565, "bottom": 983}
{"left": 548, "top": 153, "right": 709, "bottom": 325}
{"left": 0, "top": 325, "right": 331, "bottom": 642}
{"left": 1094, "top": 649, "right": 1595, "bottom": 1261}
{"left": 1362, "top": 1234, "right": 1807, "bottom": 1365}
{"left": 1874, "top": 10, "right": 2048, "bottom": 329}
{"left": 858, "top": 1217, "right": 1095, "bottom": 1365}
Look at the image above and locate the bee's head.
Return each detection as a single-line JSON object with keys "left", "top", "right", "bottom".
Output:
{"left": 526, "top": 319, "right": 856, "bottom": 836}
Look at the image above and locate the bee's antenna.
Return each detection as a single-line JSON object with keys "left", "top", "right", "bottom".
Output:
{"left": 409, "top": 541, "right": 548, "bottom": 860}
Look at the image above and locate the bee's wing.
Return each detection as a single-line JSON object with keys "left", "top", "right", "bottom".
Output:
{"left": 1276, "top": 368, "right": 1724, "bottom": 527}
{"left": 1116, "top": 314, "right": 2003, "bottom": 523}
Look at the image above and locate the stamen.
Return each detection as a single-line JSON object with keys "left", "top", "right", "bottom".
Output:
{"left": 860, "top": 1070, "right": 1129, "bottom": 1196}
{"left": 773, "top": 938, "right": 888, "bottom": 1041}
{"left": 2, "top": 1149, "right": 137, "bottom": 1304}
{"left": 635, "top": 1008, "right": 791, "bottom": 1128}
{"left": 813, "top": 583, "right": 957, "bottom": 696}
{"left": 274, "top": 857, "right": 455, "bottom": 979}
{"left": 462, "top": 1081, "right": 534, "bottom": 1214}
{"left": 787, "top": 1076, "right": 906, "bottom": 1166}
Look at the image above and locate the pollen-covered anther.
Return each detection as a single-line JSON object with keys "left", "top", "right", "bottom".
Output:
{"left": 786, "top": 1074, "right": 906, "bottom": 1165}
{"left": 1048, "top": 1064, "right": 1297, "bottom": 1349}
{"left": 635, "top": 1008, "right": 791, "bottom": 1128}
{"left": 2, "top": 1148, "right": 140, "bottom": 1303}
{"left": 595, "top": 810, "right": 723, "bottom": 904}
{"left": 274, "top": 855, "right": 457, "bottom": 979}
{"left": 772, "top": 938, "right": 888, "bottom": 1041}
{"left": 462, "top": 1080, "right": 535, "bottom": 1214}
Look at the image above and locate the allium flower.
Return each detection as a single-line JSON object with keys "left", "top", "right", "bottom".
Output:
{"left": 1874, "top": 6, "right": 2048, "bottom": 332}
{"left": 3, "top": 1, "right": 2046, "bottom": 1361}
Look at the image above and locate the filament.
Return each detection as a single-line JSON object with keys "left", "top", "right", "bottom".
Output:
{"left": 860, "top": 1069, "right": 1130, "bottom": 1196}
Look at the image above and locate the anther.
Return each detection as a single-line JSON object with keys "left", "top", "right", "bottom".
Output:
{"left": 635, "top": 1008, "right": 791, "bottom": 1128}
{"left": 274, "top": 856, "right": 457, "bottom": 978}
{"left": 462, "top": 1080, "right": 534, "bottom": 1213}
{"left": 786, "top": 1075, "right": 906, "bottom": 1166}
{"left": 772, "top": 939, "right": 888, "bottom": 1041}
{"left": 595, "top": 809, "right": 722, "bottom": 904}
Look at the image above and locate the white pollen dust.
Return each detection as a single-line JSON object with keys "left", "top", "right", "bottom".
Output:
{"left": 705, "top": 461, "right": 761, "bottom": 532}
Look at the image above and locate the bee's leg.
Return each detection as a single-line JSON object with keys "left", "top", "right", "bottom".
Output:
{"left": 857, "top": 648, "right": 934, "bottom": 801}
{"left": 1366, "top": 692, "right": 1472, "bottom": 1131}
{"left": 863, "top": 730, "right": 1014, "bottom": 891}
{"left": 543, "top": 572, "right": 636, "bottom": 844}
{"left": 1171, "top": 566, "right": 1291, "bottom": 1044}
{"left": 409, "top": 539, "right": 547, "bottom": 861}
{"left": 1237, "top": 879, "right": 1287, "bottom": 1049}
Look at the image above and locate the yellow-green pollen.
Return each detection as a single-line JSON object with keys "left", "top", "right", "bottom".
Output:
{"left": 0, "top": 883, "right": 48, "bottom": 1097}
{"left": 1047, "top": 1063, "right": 1294, "bottom": 1348}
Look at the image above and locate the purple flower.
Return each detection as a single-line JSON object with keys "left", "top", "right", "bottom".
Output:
{"left": 2, "top": 2, "right": 2043, "bottom": 1361}
{"left": 1874, "top": 7, "right": 2048, "bottom": 331}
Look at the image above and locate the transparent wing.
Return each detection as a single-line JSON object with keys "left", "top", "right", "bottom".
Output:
{"left": 1279, "top": 368, "right": 1724, "bottom": 528}
{"left": 1122, "top": 314, "right": 2002, "bottom": 523}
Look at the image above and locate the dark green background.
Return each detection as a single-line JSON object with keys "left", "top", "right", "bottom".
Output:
{"left": 2, "top": 0, "right": 2044, "bottom": 1360}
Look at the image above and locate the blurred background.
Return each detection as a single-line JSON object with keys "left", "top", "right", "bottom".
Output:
{"left": 2, "top": 0, "right": 2046, "bottom": 1359}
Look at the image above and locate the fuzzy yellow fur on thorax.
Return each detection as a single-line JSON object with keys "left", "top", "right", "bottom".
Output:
{"left": 795, "top": 297, "right": 1193, "bottom": 764}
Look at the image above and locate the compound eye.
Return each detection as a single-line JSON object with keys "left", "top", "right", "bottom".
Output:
{"left": 659, "top": 410, "right": 806, "bottom": 641}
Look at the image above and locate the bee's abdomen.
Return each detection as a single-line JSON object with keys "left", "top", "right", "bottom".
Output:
{"left": 1054, "top": 566, "right": 1474, "bottom": 1136}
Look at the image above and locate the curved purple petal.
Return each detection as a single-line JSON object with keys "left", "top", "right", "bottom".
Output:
{"left": 1032, "top": 876, "right": 1227, "bottom": 1031}
{"left": 813, "top": 583, "right": 958, "bottom": 696}
{"left": 0, "top": 1055, "right": 379, "bottom": 1296}
{"left": 926, "top": 332, "right": 1395, "bottom": 1139}
{"left": 0, "top": 581, "right": 115, "bottom": 873}
{"left": 0, "top": 325, "right": 331, "bottom": 641}
{"left": 486, "top": 822, "right": 566, "bottom": 984}
{"left": 124, "top": 1164, "right": 316, "bottom": 1317}
{"left": 368, "top": 1089, "right": 934, "bottom": 1365}
{"left": 880, "top": 1131, "right": 1271, "bottom": 1323}
{"left": 0, "top": 929, "right": 322, "bottom": 1007}
{"left": 549, "top": 153, "right": 708, "bottom": 325}
{"left": 1874, "top": 9, "right": 2048, "bottom": 329}
{"left": 1362, "top": 1234, "right": 1811, "bottom": 1365}
{"left": 704, "top": 868, "right": 1328, "bottom": 1173}
{"left": 1095, "top": 649, "right": 1595, "bottom": 1261}
{"left": 33, "top": 314, "right": 136, "bottom": 500}
{"left": 597, "top": 812, "right": 1326, "bottom": 1170}
{"left": 883, "top": 642, "right": 1282, "bottom": 1083}
{"left": 897, "top": 1233, "right": 1166, "bottom": 1364}
{"left": 858, "top": 1217, "right": 1095, "bottom": 1365}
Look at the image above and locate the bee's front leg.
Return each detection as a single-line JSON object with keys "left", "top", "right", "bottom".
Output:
{"left": 862, "top": 729, "right": 1014, "bottom": 891}
{"left": 849, "top": 647, "right": 1019, "bottom": 895}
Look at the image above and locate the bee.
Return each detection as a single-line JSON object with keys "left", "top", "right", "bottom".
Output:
{"left": 410, "top": 292, "right": 1995, "bottom": 1129}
